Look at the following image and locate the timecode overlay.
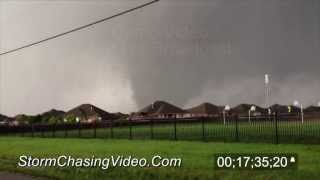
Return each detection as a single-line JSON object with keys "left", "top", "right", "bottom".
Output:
{"left": 214, "top": 153, "right": 298, "bottom": 170}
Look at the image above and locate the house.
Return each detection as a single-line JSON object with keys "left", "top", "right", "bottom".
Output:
{"left": 185, "top": 102, "right": 221, "bottom": 118}
{"left": 304, "top": 106, "right": 320, "bottom": 118}
{"left": 231, "top": 104, "right": 265, "bottom": 116}
{"left": 132, "top": 101, "right": 186, "bottom": 120}
{"left": 269, "top": 104, "right": 300, "bottom": 114}
{"left": 0, "top": 114, "right": 21, "bottom": 126}
{"left": 0, "top": 114, "right": 11, "bottom": 125}
{"left": 304, "top": 106, "right": 320, "bottom": 113}
{"left": 65, "top": 104, "right": 117, "bottom": 123}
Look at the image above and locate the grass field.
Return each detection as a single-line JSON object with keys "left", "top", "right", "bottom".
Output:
{"left": 14, "top": 120, "right": 320, "bottom": 144}
{"left": 0, "top": 137, "right": 320, "bottom": 180}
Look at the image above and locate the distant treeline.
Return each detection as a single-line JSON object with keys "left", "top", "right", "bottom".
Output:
{"left": 14, "top": 114, "right": 79, "bottom": 125}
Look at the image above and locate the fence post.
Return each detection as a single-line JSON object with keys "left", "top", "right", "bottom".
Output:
{"left": 235, "top": 115, "right": 239, "bottom": 142}
{"left": 129, "top": 119, "right": 132, "bottom": 140}
{"left": 21, "top": 125, "right": 25, "bottom": 137}
{"left": 41, "top": 124, "right": 44, "bottom": 138}
{"left": 52, "top": 123, "right": 56, "bottom": 138}
{"left": 150, "top": 119, "right": 154, "bottom": 139}
{"left": 64, "top": 123, "right": 68, "bottom": 138}
{"left": 93, "top": 121, "right": 97, "bottom": 138}
{"left": 110, "top": 120, "right": 114, "bottom": 139}
{"left": 6, "top": 125, "right": 10, "bottom": 136}
{"left": 275, "top": 112, "right": 279, "bottom": 144}
{"left": 78, "top": 121, "right": 81, "bottom": 138}
{"left": 31, "top": 123, "right": 34, "bottom": 138}
{"left": 202, "top": 117, "right": 206, "bottom": 141}
{"left": 174, "top": 116, "right": 177, "bottom": 140}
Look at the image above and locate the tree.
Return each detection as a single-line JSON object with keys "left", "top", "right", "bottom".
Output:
{"left": 64, "top": 114, "right": 77, "bottom": 123}
{"left": 48, "top": 116, "right": 59, "bottom": 124}
{"left": 28, "top": 115, "right": 42, "bottom": 124}
{"left": 41, "top": 115, "right": 51, "bottom": 123}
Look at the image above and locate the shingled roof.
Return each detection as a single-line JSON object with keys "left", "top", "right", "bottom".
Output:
{"left": 186, "top": 103, "right": 220, "bottom": 114}
{"left": 138, "top": 101, "right": 185, "bottom": 115}
{"left": 65, "top": 104, "right": 116, "bottom": 120}
{"left": 304, "top": 106, "right": 320, "bottom": 113}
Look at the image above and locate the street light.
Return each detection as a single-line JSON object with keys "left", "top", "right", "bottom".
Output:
{"left": 248, "top": 105, "right": 256, "bottom": 123}
{"left": 293, "top": 100, "right": 304, "bottom": 124}
{"left": 223, "top": 105, "right": 231, "bottom": 125}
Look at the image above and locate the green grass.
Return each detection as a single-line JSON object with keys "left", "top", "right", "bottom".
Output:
{"left": 16, "top": 120, "right": 320, "bottom": 144}
{"left": 0, "top": 137, "right": 320, "bottom": 180}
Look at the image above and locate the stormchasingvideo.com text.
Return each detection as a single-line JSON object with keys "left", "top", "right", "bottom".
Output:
{"left": 18, "top": 155, "right": 182, "bottom": 170}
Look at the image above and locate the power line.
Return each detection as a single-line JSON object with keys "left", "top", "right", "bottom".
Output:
{"left": 0, "top": 0, "right": 159, "bottom": 56}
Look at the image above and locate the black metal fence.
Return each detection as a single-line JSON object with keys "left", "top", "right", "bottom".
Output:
{"left": 1, "top": 113, "right": 320, "bottom": 144}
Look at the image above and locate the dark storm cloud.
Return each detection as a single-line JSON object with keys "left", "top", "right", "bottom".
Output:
{"left": 119, "top": 0, "right": 320, "bottom": 107}
{"left": 0, "top": 0, "right": 320, "bottom": 115}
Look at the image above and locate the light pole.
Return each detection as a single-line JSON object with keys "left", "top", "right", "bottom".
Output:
{"left": 293, "top": 100, "right": 304, "bottom": 124}
{"left": 223, "top": 105, "right": 231, "bottom": 125}
{"left": 248, "top": 105, "right": 256, "bottom": 123}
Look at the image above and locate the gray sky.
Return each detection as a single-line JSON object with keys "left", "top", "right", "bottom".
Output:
{"left": 0, "top": 0, "right": 320, "bottom": 116}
